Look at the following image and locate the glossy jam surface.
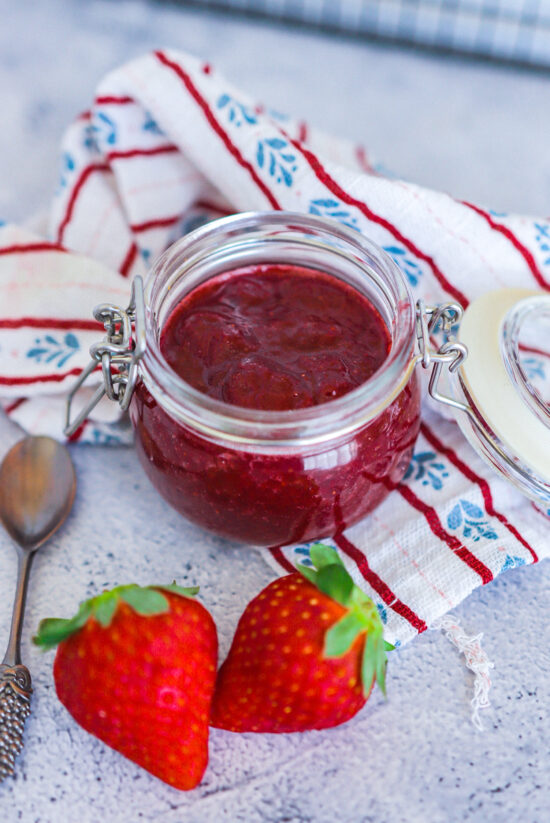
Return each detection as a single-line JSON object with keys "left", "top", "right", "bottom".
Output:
{"left": 131, "top": 264, "right": 421, "bottom": 546}
{"left": 160, "top": 265, "right": 390, "bottom": 410}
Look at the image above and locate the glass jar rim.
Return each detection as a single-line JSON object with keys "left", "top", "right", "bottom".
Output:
{"left": 139, "top": 211, "right": 417, "bottom": 448}
{"left": 501, "top": 294, "right": 550, "bottom": 429}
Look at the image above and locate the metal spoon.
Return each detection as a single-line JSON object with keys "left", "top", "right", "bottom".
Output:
{"left": 0, "top": 436, "right": 76, "bottom": 780}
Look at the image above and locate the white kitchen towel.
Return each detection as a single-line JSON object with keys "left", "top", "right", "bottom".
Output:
{"left": 0, "top": 49, "right": 548, "bottom": 651}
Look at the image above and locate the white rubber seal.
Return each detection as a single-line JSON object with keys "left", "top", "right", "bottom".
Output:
{"left": 458, "top": 288, "right": 550, "bottom": 484}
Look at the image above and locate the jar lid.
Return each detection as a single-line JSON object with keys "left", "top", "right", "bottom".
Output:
{"left": 454, "top": 288, "right": 550, "bottom": 503}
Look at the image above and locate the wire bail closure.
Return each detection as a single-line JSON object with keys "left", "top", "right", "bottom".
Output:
{"left": 64, "top": 283, "right": 471, "bottom": 438}
{"left": 414, "top": 298, "right": 472, "bottom": 415}
{"left": 64, "top": 276, "right": 147, "bottom": 437}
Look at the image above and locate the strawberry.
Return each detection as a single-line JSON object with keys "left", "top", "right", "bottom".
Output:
{"left": 33, "top": 583, "right": 217, "bottom": 790}
{"left": 211, "top": 544, "right": 390, "bottom": 733}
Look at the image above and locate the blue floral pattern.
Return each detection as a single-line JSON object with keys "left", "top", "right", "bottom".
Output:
{"left": 522, "top": 356, "right": 545, "bottom": 381}
{"left": 58, "top": 152, "right": 76, "bottom": 190}
{"left": 90, "top": 111, "right": 117, "bottom": 146}
{"left": 217, "top": 94, "right": 258, "bottom": 127}
{"left": 265, "top": 108, "right": 290, "bottom": 123}
{"left": 256, "top": 138, "right": 297, "bottom": 186}
{"left": 384, "top": 245, "right": 423, "bottom": 287}
{"left": 83, "top": 123, "right": 98, "bottom": 152}
{"left": 372, "top": 162, "right": 396, "bottom": 178}
{"left": 293, "top": 545, "right": 313, "bottom": 567}
{"left": 26, "top": 333, "right": 79, "bottom": 368}
{"left": 309, "top": 198, "right": 358, "bottom": 230}
{"left": 376, "top": 603, "right": 388, "bottom": 624}
{"left": 447, "top": 500, "right": 498, "bottom": 542}
{"left": 404, "top": 451, "right": 449, "bottom": 490}
{"left": 534, "top": 222, "right": 550, "bottom": 265}
{"left": 89, "top": 428, "right": 124, "bottom": 446}
{"left": 142, "top": 111, "right": 164, "bottom": 135}
{"left": 292, "top": 541, "right": 340, "bottom": 567}
{"left": 499, "top": 554, "right": 526, "bottom": 574}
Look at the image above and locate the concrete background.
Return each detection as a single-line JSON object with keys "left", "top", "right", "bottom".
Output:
{"left": 0, "top": 2, "right": 548, "bottom": 821}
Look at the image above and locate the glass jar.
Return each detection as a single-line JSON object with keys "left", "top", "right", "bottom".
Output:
{"left": 66, "top": 212, "right": 550, "bottom": 540}
{"left": 451, "top": 287, "right": 550, "bottom": 506}
{"left": 121, "top": 212, "right": 421, "bottom": 546}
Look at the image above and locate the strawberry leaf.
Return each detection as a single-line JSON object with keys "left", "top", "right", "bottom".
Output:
{"left": 361, "top": 632, "right": 377, "bottom": 695}
{"left": 361, "top": 629, "right": 387, "bottom": 697}
{"left": 33, "top": 582, "right": 184, "bottom": 650}
{"left": 375, "top": 637, "right": 388, "bottom": 696}
{"left": 300, "top": 545, "right": 390, "bottom": 698}
{"left": 309, "top": 543, "right": 344, "bottom": 570}
{"left": 324, "top": 611, "right": 365, "bottom": 657}
{"left": 93, "top": 594, "right": 118, "bottom": 627}
{"left": 153, "top": 583, "right": 200, "bottom": 598}
{"left": 119, "top": 586, "right": 169, "bottom": 615}
{"left": 384, "top": 641, "right": 396, "bottom": 652}
{"left": 70, "top": 600, "right": 95, "bottom": 631}
{"left": 33, "top": 601, "right": 93, "bottom": 650}
{"left": 300, "top": 544, "right": 354, "bottom": 606}
{"left": 33, "top": 618, "right": 75, "bottom": 650}
{"left": 297, "top": 564, "right": 317, "bottom": 584}
{"left": 315, "top": 564, "right": 353, "bottom": 606}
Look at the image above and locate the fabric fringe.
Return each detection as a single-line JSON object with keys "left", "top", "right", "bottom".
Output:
{"left": 432, "top": 614, "right": 494, "bottom": 731}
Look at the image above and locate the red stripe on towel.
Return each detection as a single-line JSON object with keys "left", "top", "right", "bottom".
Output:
{"left": 0, "top": 243, "right": 67, "bottom": 256}
{"left": 461, "top": 200, "right": 550, "bottom": 291}
{"left": 0, "top": 317, "right": 100, "bottom": 331}
{"left": 355, "top": 145, "right": 376, "bottom": 174}
{"left": 334, "top": 533, "right": 428, "bottom": 632}
{"left": 0, "top": 367, "right": 83, "bottom": 386}
{"left": 129, "top": 215, "right": 180, "bottom": 233}
{"left": 94, "top": 95, "right": 135, "bottom": 106}
{"left": 269, "top": 547, "right": 297, "bottom": 574}
{"left": 398, "top": 484, "right": 493, "bottom": 584}
{"left": 155, "top": 50, "right": 280, "bottom": 210}
{"left": 287, "top": 135, "right": 470, "bottom": 308}
{"left": 420, "top": 422, "right": 538, "bottom": 563}
{"left": 297, "top": 121, "right": 308, "bottom": 143}
{"left": 195, "top": 199, "right": 233, "bottom": 216}
{"left": 4, "top": 398, "right": 26, "bottom": 415}
{"left": 67, "top": 421, "right": 88, "bottom": 442}
{"left": 107, "top": 144, "right": 179, "bottom": 162}
{"left": 56, "top": 163, "right": 110, "bottom": 243}
{"left": 119, "top": 242, "right": 139, "bottom": 277}
{"left": 518, "top": 343, "right": 550, "bottom": 360}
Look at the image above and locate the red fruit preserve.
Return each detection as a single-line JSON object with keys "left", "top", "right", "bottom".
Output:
{"left": 160, "top": 265, "right": 390, "bottom": 411}
{"left": 131, "top": 224, "right": 421, "bottom": 547}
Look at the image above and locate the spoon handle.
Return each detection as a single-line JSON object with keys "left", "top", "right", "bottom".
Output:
{"left": 0, "top": 663, "right": 32, "bottom": 780}
{"left": 3, "top": 550, "right": 34, "bottom": 668}
{"left": 0, "top": 550, "right": 34, "bottom": 781}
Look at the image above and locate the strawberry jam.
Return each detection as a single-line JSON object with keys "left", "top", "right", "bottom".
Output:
{"left": 130, "top": 263, "right": 420, "bottom": 546}
{"left": 160, "top": 265, "right": 390, "bottom": 410}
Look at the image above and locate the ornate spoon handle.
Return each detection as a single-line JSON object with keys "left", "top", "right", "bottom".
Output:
{"left": 0, "top": 550, "right": 34, "bottom": 782}
{"left": 0, "top": 663, "right": 32, "bottom": 780}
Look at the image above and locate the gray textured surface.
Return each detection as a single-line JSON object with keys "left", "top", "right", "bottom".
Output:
{"left": 0, "top": 443, "right": 548, "bottom": 823}
{"left": 0, "top": 1, "right": 549, "bottom": 820}
{"left": 3, "top": 0, "right": 550, "bottom": 221}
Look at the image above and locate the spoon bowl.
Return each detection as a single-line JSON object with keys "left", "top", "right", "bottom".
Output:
{"left": 0, "top": 435, "right": 76, "bottom": 781}
{"left": 0, "top": 436, "right": 76, "bottom": 551}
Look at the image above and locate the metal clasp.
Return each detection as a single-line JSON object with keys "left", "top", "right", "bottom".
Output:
{"left": 415, "top": 299, "right": 471, "bottom": 415}
{"left": 64, "top": 276, "right": 146, "bottom": 436}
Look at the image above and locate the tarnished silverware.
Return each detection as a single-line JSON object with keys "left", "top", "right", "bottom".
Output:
{"left": 0, "top": 436, "right": 75, "bottom": 780}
